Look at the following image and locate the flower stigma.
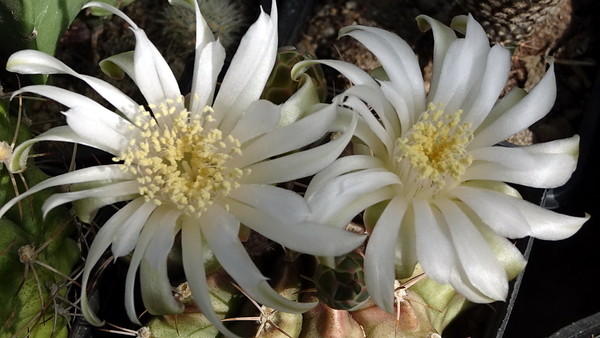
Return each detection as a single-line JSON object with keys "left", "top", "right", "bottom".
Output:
{"left": 114, "top": 97, "right": 246, "bottom": 217}
{"left": 393, "top": 102, "right": 473, "bottom": 199}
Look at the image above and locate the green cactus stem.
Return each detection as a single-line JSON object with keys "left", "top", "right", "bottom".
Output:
{"left": 228, "top": 257, "right": 304, "bottom": 338}
{"left": 0, "top": 98, "right": 80, "bottom": 338}
{"left": 146, "top": 268, "right": 244, "bottom": 338}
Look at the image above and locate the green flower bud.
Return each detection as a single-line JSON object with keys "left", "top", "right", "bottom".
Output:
{"left": 261, "top": 46, "right": 327, "bottom": 105}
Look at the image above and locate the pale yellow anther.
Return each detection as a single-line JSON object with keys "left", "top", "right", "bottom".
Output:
{"left": 113, "top": 101, "right": 246, "bottom": 218}
{"left": 394, "top": 102, "right": 473, "bottom": 199}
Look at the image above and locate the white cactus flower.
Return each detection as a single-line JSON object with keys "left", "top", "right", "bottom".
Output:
{"left": 1, "top": 1, "right": 363, "bottom": 336}
{"left": 295, "top": 14, "right": 588, "bottom": 313}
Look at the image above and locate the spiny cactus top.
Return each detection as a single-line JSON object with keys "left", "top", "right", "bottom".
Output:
{"left": 455, "top": 0, "right": 564, "bottom": 44}
{"left": 294, "top": 14, "right": 588, "bottom": 313}
{"left": 1, "top": 1, "right": 365, "bottom": 337}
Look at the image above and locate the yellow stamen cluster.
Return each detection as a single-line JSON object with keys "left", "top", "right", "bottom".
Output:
{"left": 394, "top": 102, "right": 473, "bottom": 199}
{"left": 114, "top": 99, "right": 246, "bottom": 217}
{"left": 0, "top": 141, "right": 12, "bottom": 167}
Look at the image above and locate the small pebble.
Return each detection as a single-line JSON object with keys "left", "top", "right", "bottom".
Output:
{"left": 322, "top": 26, "right": 337, "bottom": 38}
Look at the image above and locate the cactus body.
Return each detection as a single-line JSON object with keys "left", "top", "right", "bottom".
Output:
{"left": 314, "top": 252, "right": 369, "bottom": 312}
{"left": 0, "top": 99, "right": 80, "bottom": 338}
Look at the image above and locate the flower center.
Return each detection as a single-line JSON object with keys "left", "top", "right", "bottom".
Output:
{"left": 393, "top": 102, "right": 473, "bottom": 199}
{"left": 115, "top": 98, "right": 245, "bottom": 217}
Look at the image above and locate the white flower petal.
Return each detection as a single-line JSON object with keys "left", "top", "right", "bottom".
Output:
{"left": 430, "top": 15, "right": 489, "bottom": 115}
{"left": 395, "top": 206, "right": 418, "bottom": 278}
{"left": 524, "top": 134, "right": 580, "bottom": 155}
{"left": 144, "top": 209, "right": 182, "bottom": 269}
{"left": 278, "top": 76, "right": 321, "bottom": 127}
{"left": 81, "top": 197, "right": 146, "bottom": 326}
{"left": 340, "top": 25, "right": 425, "bottom": 116}
{"left": 306, "top": 169, "right": 401, "bottom": 224}
{"left": 72, "top": 191, "right": 138, "bottom": 224}
{"left": 12, "top": 86, "right": 131, "bottom": 134}
{"left": 64, "top": 108, "right": 131, "bottom": 153}
{"left": 213, "top": 1, "right": 278, "bottom": 131}
{"left": 343, "top": 84, "right": 401, "bottom": 140}
{"left": 415, "top": 15, "right": 457, "bottom": 100}
{"left": 12, "top": 85, "right": 136, "bottom": 152}
{"left": 84, "top": 2, "right": 138, "bottom": 27}
{"left": 189, "top": 0, "right": 222, "bottom": 111}
{"left": 228, "top": 184, "right": 310, "bottom": 224}
{"left": 181, "top": 216, "right": 241, "bottom": 338}
{"left": 0, "top": 164, "right": 133, "bottom": 218}
{"left": 140, "top": 258, "right": 184, "bottom": 315}
{"left": 413, "top": 199, "right": 455, "bottom": 285}
{"left": 99, "top": 51, "right": 136, "bottom": 81}
{"left": 468, "top": 135, "right": 579, "bottom": 182}
{"left": 305, "top": 155, "right": 386, "bottom": 199}
{"left": 139, "top": 261, "right": 179, "bottom": 314}
{"left": 353, "top": 116, "right": 390, "bottom": 162}
{"left": 510, "top": 197, "right": 588, "bottom": 240}
{"left": 190, "top": 0, "right": 215, "bottom": 49}
{"left": 240, "top": 109, "right": 357, "bottom": 184}
{"left": 190, "top": 40, "right": 225, "bottom": 112}
{"left": 140, "top": 209, "right": 183, "bottom": 315}
{"left": 7, "top": 50, "right": 141, "bottom": 122}
{"left": 345, "top": 95, "right": 394, "bottom": 159}
{"left": 9, "top": 126, "right": 120, "bottom": 173}
{"left": 434, "top": 199, "right": 508, "bottom": 301}
{"left": 318, "top": 186, "right": 396, "bottom": 229}
{"left": 472, "top": 87, "right": 526, "bottom": 137}
{"left": 228, "top": 99, "right": 280, "bottom": 145}
{"left": 365, "top": 195, "right": 409, "bottom": 313}
{"left": 111, "top": 201, "right": 158, "bottom": 258}
{"left": 231, "top": 101, "right": 337, "bottom": 169}
{"left": 462, "top": 44, "right": 512, "bottom": 129}
{"left": 226, "top": 198, "right": 365, "bottom": 256}
{"left": 124, "top": 206, "right": 166, "bottom": 324}
{"left": 469, "top": 62, "right": 556, "bottom": 149}
{"left": 450, "top": 186, "right": 532, "bottom": 238}
{"left": 292, "top": 59, "right": 378, "bottom": 88}
{"left": 131, "top": 28, "right": 182, "bottom": 112}
{"left": 462, "top": 150, "right": 577, "bottom": 188}
{"left": 42, "top": 180, "right": 139, "bottom": 217}
{"left": 202, "top": 204, "right": 316, "bottom": 313}
{"left": 459, "top": 203, "right": 527, "bottom": 280}
{"left": 448, "top": 267, "right": 496, "bottom": 303}
{"left": 469, "top": 146, "right": 538, "bottom": 170}
{"left": 379, "top": 80, "right": 412, "bottom": 135}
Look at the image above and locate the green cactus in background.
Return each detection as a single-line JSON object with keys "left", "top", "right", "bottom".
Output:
{"left": 261, "top": 46, "right": 327, "bottom": 105}
{"left": 147, "top": 268, "right": 245, "bottom": 338}
{"left": 0, "top": 0, "right": 88, "bottom": 83}
{"left": 314, "top": 251, "right": 370, "bottom": 312}
{"left": 0, "top": 97, "right": 80, "bottom": 338}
